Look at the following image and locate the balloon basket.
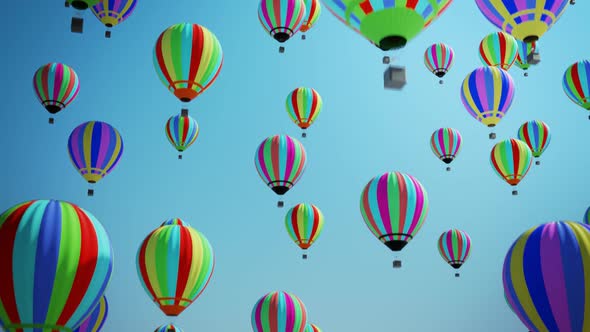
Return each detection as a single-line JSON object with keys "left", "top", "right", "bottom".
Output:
{"left": 512, "top": 190, "right": 518, "bottom": 196}
{"left": 455, "top": 273, "right": 460, "bottom": 277}
{"left": 181, "top": 108, "right": 189, "bottom": 117}
{"left": 301, "top": 34, "right": 306, "bottom": 40}
{"left": 524, "top": 72, "right": 529, "bottom": 77}
{"left": 105, "top": 30, "right": 111, "bottom": 38}
{"left": 439, "top": 79, "right": 444, "bottom": 85}
{"left": 382, "top": 56, "right": 390, "bottom": 64}
{"left": 489, "top": 132, "right": 496, "bottom": 140}
{"left": 279, "top": 46, "right": 285, "bottom": 53}
{"left": 48, "top": 117, "right": 55, "bottom": 124}
{"left": 302, "top": 253, "right": 307, "bottom": 260}
{"left": 446, "top": 167, "right": 451, "bottom": 172}
{"left": 277, "top": 200, "right": 284, "bottom": 208}
{"left": 178, "top": 154, "right": 183, "bottom": 160}
{"left": 87, "top": 189, "right": 94, "bottom": 197}
{"left": 71, "top": 17, "right": 83, "bottom": 34}
{"left": 302, "top": 132, "right": 307, "bottom": 138}
{"left": 535, "top": 160, "right": 540, "bottom": 165}
{"left": 392, "top": 260, "right": 402, "bottom": 269}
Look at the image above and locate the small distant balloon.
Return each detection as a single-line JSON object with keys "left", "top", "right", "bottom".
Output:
{"left": 285, "top": 203, "right": 325, "bottom": 259}
{"left": 258, "top": 0, "right": 306, "bottom": 52}
{"left": 91, "top": 0, "right": 137, "bottom": 38}
{"left": 430, "top": 128, "right": 462, "bottom": 171}
{"left": 165, "top": 112, "right": 199, "bottom": 159}
{"left": 478, "top": 31, "right": 518, "bottom": 70}
{"left": 300, "top": 0, "right": 321, "bottom": 35}
{"left": 251, "top": 291, "right": 307, "bottom": 332}
{"left": 490, "top": 138, "right": 533, "bottom": 195}
{"left": 517, "top": 120, "right": 551, "bottom": 165}
{"left": 32, "top": 62, "right": 80, "bottom": 124}
{"left": 437, "top": 229, "right": 472, "bottom": 277}
{"left": 563, "top": 60, "right": 590, "bottom": 118}
{"left": 424, "top": 43, "right": 454, "bottom": 84}
{"left": 285, "top": 87, "right": 323, "bottom": 137}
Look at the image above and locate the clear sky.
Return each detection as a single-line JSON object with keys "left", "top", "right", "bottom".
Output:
{"left": 2, "top": 1, "right": 588, "bottom": 331}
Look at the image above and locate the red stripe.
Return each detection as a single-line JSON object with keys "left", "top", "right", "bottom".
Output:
{"left": 407, "top": 0, "right": 419, "bottom": 9}
{"left": 539, "top": 123, "right": 548, "bottom": 150}
{"left": 571, "top": 64, "right": 586, "bottom": 101}
{"left": 359, "top": 1, "right": 372, "bottom": 14}
{"left": 291, "top": 91, "right": 303, "bottom": 126}
{"left": 309, "top": 206, "right": 320, "bottom": 242}
{"left": 187, "top": 25, "right": 204, "bottom": 91}
{"left": 138, "top": 230, "right": 159, "bottom": 302}
{"left": 396, "top": 173, "right": 407, "bottom": 234}
{"left": 181, "top": 117, "right": 189, "bottom": 144}
{"left": 174, "top": 226, "right": 192, "bottom": 306}
{"left": 499, "top": 33, "right": 507, "bottom": 67}
{"left": 511, "top": 139, "right": 521, "bottom": 183}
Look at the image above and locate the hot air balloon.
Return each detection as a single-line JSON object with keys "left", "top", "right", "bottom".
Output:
{"left": 474, "top": 0, "right": 570, "bottom": 44}
{"left": 503, "top": 221, "right": 590, "bottom": 332}
{"left": 251, "top": 291, "right": 307, "bottom": 332}
{"left": 254, "top": 135, "right": 307, "bottom": 208}
{"left": 478, "top": 31, "right": 518, "bottom": 70}
{"left": 153, "top": 23, "right": 223, "bottom": 113}
{"left": 0, "top": 199, "right": 113, "bottom": 332}
{"left": 517, "top": 120, "right": 551, "bottom": 165}
{"left": 285, "top": 87, "right": 323, "bottom": 138}
{"left": 258, "top": 0, "right": 307, "bottom": 53}
{"left": 563, "top": 60, "right": 590, "bottom": 119}
{"left": 136, "top": 218, "right": 214, "bottom": 317}
{"left": 437, "top": 229, "right": 472, "bottom": 277}
{"left": 300, "top": 0, "right": 321, "bottom": 39}
{"left": 65, "top": 0, "right": 99, "bottom": 33}
{"left": 285, "top": 203, "right": 325, "bottom": 259}
{"left": 305, "top": 324, "right": 321, "bottom": 332}
{"left": 165, "top": 110, "right": 199, "bottom": 159}
{"left": 360, "top": 171, "right": 429, "bottom": 268}
{"left": 154, "top": 324, "right": 184, "bottom": 332}
{"left": 73, "top": 296, "right": 108, "bottom": 332}
{"left": 90, "top": 0, "right": 137, "bottom": 38}
{"left": 424, "top": 43, "right": 455, "bottom": 84}
{"left": 67, "top": 121, "right": 124, "bottom": 197}
{"left": 430, "top": 128, "right": 462, "bottom": 172}
{"left": 514, "top": 40, "right": 536, "bottom": 76}
{"left": 460, "top": 66, "right": 515, "bottom": 139}
{"left": 490, "top": 138, "right": 533, "bottom": 195}
{"left": 32, "top": 62, "right": 80, "bottom": 124}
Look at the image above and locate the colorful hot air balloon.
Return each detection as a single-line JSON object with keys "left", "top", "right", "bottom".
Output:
{"left": 285, "top": 203, "right": 325, "bottom": 259}
{"left": 285, "top": 87, "right": 323, "bottom": 137}
{"left": 153, "top": 23, "right": 223, "bottom": 111}
{"left": 73, "top": 296, "right": 108, "bottom": 332}
{"left": 154, "top": 324, "right": 184, "bottom": 332}
{"left": 424, "top": 43, "right": 455, "bottom": 84}
{"left": 254, "top": 135, "right": 307, "bottom": 208}
{"left": 251, "top": 291, "right": 308, "bottom": 332}
{"left": 490, "top": 138, "right": 533, "bottom": 195}
{"left": 32, "top": 62, "right": 80, "bottom": 124}
{"left": 517, "top": 120, "right": 551, "bottom": 165}
{"left": 66, "top": 0, "right": 100, "bottom": 33}
{"left": 258, "top": 0, "right": 307, "bottom": 53}
{"left": 359, "top": 171, "right": 429, "bottom": 268}
{"left": 165, "top": 111, "right": 199, "bottom": 159}
{"left": 478, "top": 31, "right": 518, "bottom": 70}
{"left": 136, "top": 218, "right": 214, "bottom": 317}
{"left": 430, "top": 128, "right": 462, "bottom": 171}
{"left": 67, "top": 121, "right": 124, "bottom": 197}
{"left": 300, "top": 0, "right": 321, "bottom": 38}
{"left": 503, "top": 221, "right": 590, "bottom": 332}
{"left": 437, "top": 229, "right": 472, "bottom": 277}
{"left": 305, "top": 324, "right": 321, "bottom": 332}
{"left": 514, "top": 40, "right": 536, "bottom": 76}
{"left": 460, "top": 66, "right": 516, "bottom": 139}
{"left": 563, "top": 60, "right": 590, "bottom": 119}
{"left": 0, "top": 199, "right": 113, "bottom": 332}
{"left": 90, "top": 0, "right": 137, "bottom": 38}
{"left": 584, "top": 207, "right": 590, "bottom": 225}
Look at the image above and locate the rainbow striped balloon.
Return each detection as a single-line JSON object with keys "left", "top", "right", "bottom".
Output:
{"left": 285, "top": 203, "right": 324, "bottom": 255}
{"left": 304, "top": 323, "right": 321, "bottom": 332}
{"left": 360, "top": 172, "right": 429, "bottom": 252}
{"left": 67, "top": 121, "right": 124, "bottom": 185}
{"left": 300, "top": 0, "right": 321, "bottom": 33}
{"left": 460, "top": 66, "right": 515, "bottom": 129}
{"left": 437, "top": 229, "right": 472, "bottom": 274}
{"left": 503, "top": 221, "right": 590, "bottom": 332}
{"left": 563, "top": 60, "right": 590, "bottom": 112}
{"left": 165, "top": 113, "right": 199, "bottom": 156}
{"left": 430, "top": 128, "right": 462, "bottom": 167}
{"left": 424, "top": 43, "right": 455, "bottom": 79}
{"left": 73, "top": 296, "right": 108, "bottom": 332}
{"left": 154, "top": 324, "right": 184, "bottom": 332}
{"left": 514, "top": 40, "right": 536, "bottom": 71}
{"left": 475, "top": 0, "right": 570, "bottom": 43}
{"left": 251, "top": 291, "right": 307, "bottom": 332}
{"left": 91, "top": 0, "right": 137, "bottom": 28}
{"left": 285, "top": 87, "right": 323, "bottom": 131}
{"left": 32, "top": 62, "right": 80, "bottom": 119}
{"left": 153, "top": 23, "right": 223, "bottom": 103}
{"left": 0, "top": 200, "right": 113, "bottom": 331}
{"left": 478, "top": 31, "right": 518, "bottom": 70}
{"left": 490, "top": 138, "right": 533, "bottom": 189}
{"left": 258, "top": 0, "right": 306, "bottom": 43}
{"left": 136, "top": 218, "right": 214, "bottom": 317}
{"left": 517, "top": 120, "right": 551, "bottom": 161}
{"left": 254, "top": 135, "right": 307, "bottom": 196}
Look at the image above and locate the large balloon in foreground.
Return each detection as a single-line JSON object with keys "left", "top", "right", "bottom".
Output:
{"left": 251, "top": 291, "right": 307, "bottom": 332}
{"left": 430, "top": 128, "right": 462, "bottom": 172}
{"left": 136, "top": 218, "right": 214, "bottom": 317}
{"left": 90, "top": 0, "right": 137, "bottom": 38}
{"left": 258, "top": 0, "right": 306, "bottom": 52}
{"left": 73, "top": 296, "right": 108, "bottom": 332}
{"left": 360, "top": 172, "right": 429, "bottom": 268}
{"left": 285, "top": 87, "right": 323, "bottom": 137}
{"left": 32, "top": 62, "right": 80, "bottom": 124}
{"left": 503, "top": 221, "right": 590, "bottom": 332}
{"left": 424, "top": 43, "right": 455, "bottom": 84}
{"left": 563, "top": 60, "right": 590, "bottom": 118}
{"left": 165, "top": 112, "right": 200, "bottom": 159}
{"left": 437, "top": 229, "right": 472, "bottom": 277}
{"left": 517, "top": 120, "right": 551, "bottom": 165}
{"left": 285, "top": 203, "right": 325, "bottom": 259}
{"left": 300, "top": 0, "right": 321, "bottom": 34}
{"left": 478, "top": 31, "right": 518, "bottom": 70}
{"left": 490, "top": 138, "right": 533, "bottom": 195}
{"left": 0, "top": 200, "right": 113, "bottom": 331}
{"left": 154, "top": 324, "right": 184, "bottom": 332}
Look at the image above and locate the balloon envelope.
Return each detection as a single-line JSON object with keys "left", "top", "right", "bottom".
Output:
{"left": 490, "top": 138, "right": 533, "bottom": 187}
{"left": 32, "top": 62, "right": 80, "bottom": 115}
{"left": 154, "top": 324, "right": 184, "bottom": 332}
{"left": 517, "top": 120, "right": 551, "bottom": 158}
{"left": 91, "top": 0, "right": 137, "bottom": 27}
{"left": 437, "top": 229, "right": 472, "bottom": 269}
{"left": 285, "top": 203, "right": 325, "bottom": 250}
{"left": 563, "top": 60, "right": 590, "bottom": 110}
{"left": 300, "top": 0, "right": 321, "bottom": 33}
{"left": 424, "top": 43, "right": 455, "bottom": 78}
{"left": 430, "top": 128, "right": 462, "bottom": 164}
{"left": 251, "top": 291, "right": 307, "bottom": 332}
{"left": 478, "top": 31, "right": 518, "bottom": 70}
{"left": 285, "top": 87, "right": 323, "bottom": 130}
{"left": 258, "top": 0, "right": 306, "bottom": 42}
{"left": 165, "top": 114, "right": 199, "bottom": 152}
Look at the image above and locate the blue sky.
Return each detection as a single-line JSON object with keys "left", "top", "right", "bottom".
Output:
{"left": 2, "top": 1, "right": 588, "bottom": 331}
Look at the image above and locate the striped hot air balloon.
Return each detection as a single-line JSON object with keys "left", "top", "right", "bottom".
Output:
{"left": 490, "top": 138, "right": 533, "bottom": 195}
{"left": 154, "top": 324, "right": 184, "bottom": 332}
{"left": 285, "top": 87, "right": 323, "bottom": 137}
{"left": 67, "top": 121, "right": 124, "bottom": 196}
{"left": 165, "top": 112, "right": 199, "bottom": 159}
{"left": 91, "top": 0, "right": 137, "bottom": 38}
{"left": 258, "top": 0, "right": 306, "bottom": 53}
{"left": 153, "top": 23, "right": 223, "bottom": 108}
{"left": 514, "top": 40, "right": 536, "bottom": 75}
{"left": 136, "top": 218, "right": 214, "bottom": 317}
{"left": 460, "top": 66, "right": 515, "bottom": 139}
{"left": 478, "top": 31, "right": 518, "bottom": 70}
{"left": 475, "top": 0, "right": 570, "bottom": 44}
{"left": 360, "top": 171, "right": 429, "bottom": 268}
{"left": 503, "top": 221, "right": 590, "bottom": 332}
{"left": 300, "top": 0, "right": 321, "bottom": 37}
{"left": 251, "top": 291, "right": 308, "bottom": 332}
{"left": 563, "top": 60, "right": 590, "bottom": 119}
{"left": 285, "top": 203, "right": 325, "bottom": 259}
{"left": 73, "top": 296, "right": 108, "bottom": 332}
{"left": 424, "top": 43, "right": 455, "bottom": 84}
{"left": 437, "top": 229, "right": 472, "bottom": 277}
{"left": 517, "top": 120, "right": 551, "bottom": 165}
{"left": 32, "top": 62, "right": 80, "bottom": 124}
{"left": 254, "top": 135, "right": 307, "bottom": 207}
{"left": 305, "top": 324, "right": 322, "bottom": 332}
{"left": 0, "top": 200, "right": 113, "bottom": 332}
{"left": 430, "top": 128, "right": 462, "bottom": 171}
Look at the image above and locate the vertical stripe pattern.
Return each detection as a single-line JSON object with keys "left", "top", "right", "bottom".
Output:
{"left": 254, "top": 135, "right": 307, "bottom": 194}
{"left": 90, "top": 0, "right": 137, "bottom": 27}
{"left": 285, "top": 87, "right": 323, "bottom": 130}
{"left": 514, "top": 40, "right": 536, "bottom": 71}
{"left": 583, "top": 207, "right": 590, "bottom": 226}
{"left": 430, "top": 128, "right": 462, "bottom": 164}
{"left": 517, "top": 120, "right": 551, "bottom": 158}
{"left": 251, "top": 291, "right": 307, "bottom": 332}
{"left": 300, "top": 0, "right": 321, "bottom": 32}
{"left": 165, "top": 114, "right": 199, "bottom": 152}
{"left": 424, "top": 43, "right": 455, "bottom": 77}
{"left": 154, "top": 324, "right": 184, "bottom": 332}
{"left": 478, "top": 31, "right": 518, "bottom": 70}
{"left": 490, "top": 138, "right": 533, "bottom": 186}
{"left": 437, "top": 229, "right": 472, "bottom": 268}
{"left": 258, "top": 0, "right": 307, "bottom": 39}
{"left": 32, "top": 63, "right": 80, "bottom": 114}
{"left": 563, "top": 60, "right": 590, "bottom": 110}
{"left": 284, "top": 204, "right": 325, "bottom": 250}
{"left": 73, "top": 296, "right": 108, "bottom": 332}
